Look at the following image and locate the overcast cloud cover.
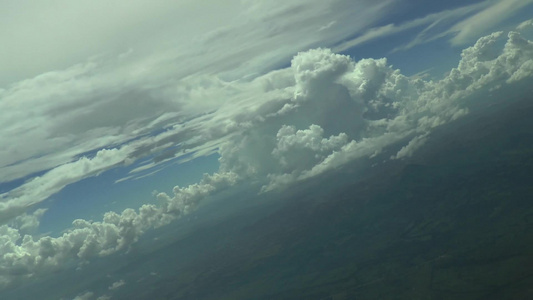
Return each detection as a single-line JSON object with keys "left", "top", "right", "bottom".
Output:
{"left": 1, "top": 0, "right": 533, "bottom": 295}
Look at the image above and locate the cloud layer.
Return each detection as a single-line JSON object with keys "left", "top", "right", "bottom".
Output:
{"left": 0, "top": 27, "right": 532, "bottom": 290}
{"left": 2, "top": 1, "right": 532, "bottom": 226}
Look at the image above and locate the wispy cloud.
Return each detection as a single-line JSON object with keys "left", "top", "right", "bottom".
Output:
{"left": 334, "top": 1, "right": 489, "bottom": 52}
{"left": 334, "top": 0, "right": 533, "bottom": 54}
{"left": 449, "top": 0, "right": 533, "bottom": 45}
{"left": 517, "top": 18, "right": 533, "bottom": 30}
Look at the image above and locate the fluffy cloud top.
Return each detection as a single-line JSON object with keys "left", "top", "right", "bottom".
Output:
{"left": 0, "top": 171, "right": 237, "bottom": 286}
{"left": 8, "top": 209, "right": 47, "bottom": 236}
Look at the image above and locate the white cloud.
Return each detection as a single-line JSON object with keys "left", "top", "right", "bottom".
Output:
{"left": 0, "top": 0, "right": 243, "bottom": 86}
{"left": 0, "top": 0, "right": 530, "bottom": 188}
{"left": 0, "top": 0, "right": 395, "bottom": 181}
{"left": 8, "top": 209, "right": 47, "bottom": 235}
{"left": 1, "top": 1, "right": 404, "bottom": 233}
{"left": 0, "top": 148, "right": 130, "bottom": 223}
{"left": 216, "top": 29, "right": 533, "bottom": 191}
{"left": 273, "top": 125, "right": 349, "bottom": 171}
{"left": 392, "top": 134, "right": 429, "bottom": 159}
{"left": 6, "top": 0, "right": 529, "bottom": 225}
{"left": 0, "top": 171, "right": 238, "bottom": 287}
{"left": 366, "top": 1, "right": 533, "bottom": 53}
{"left": 517, "top": 18, "right": 533, "bottom": 30}
{"left": 449, "top": 0, "right": 533, "bottom": 45}
{"left": 220, "top": 30, "right": 533, "bottom": 190}
{"left": 335, "top": 2, "right": 489, "bottom": 53}
{"left": 108, "top": 279, "right": 125, "bottom": 290}
{"left": 1, "top": 4, "right": 533, "bottom": 291}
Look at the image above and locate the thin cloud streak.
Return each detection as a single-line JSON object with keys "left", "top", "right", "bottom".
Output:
{"left": 333, "top": 1, "right": 489, "bottom": 53}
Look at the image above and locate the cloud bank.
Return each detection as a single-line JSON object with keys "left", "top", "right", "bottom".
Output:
{"left": 2, "top": 1, "right": 532, "bottom": 227}
{"left": 0, "top": 0, "right": 398, "bottom": 227}
{"left": 0, "top": 28, "right": 532, "bottom": 290}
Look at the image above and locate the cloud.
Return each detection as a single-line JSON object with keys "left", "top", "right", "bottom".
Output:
{"left": 335, "top": 2, "right": 489, "bottom": 53}
{"left": 0, "top": 1, "right": 402, "bottom": 230}
{"left": 0, "top": 148, "right": 130, "bottom": 224}
{"left": 371, "top": 0, "right": 533, "bottom": 53}
{"left": 225, "top": 30, "right": 533, "bottom": 190}
{"left": 72, "top": 291, "right": 94, "bottom": 300}
{"left": 273, "top": 125, "right": 349, "bottom": 171}
{"left": 108, "top": 279, "right": 125, "bottom": 290}
{"left": 449, "top": 0, "right": 533, "bottom": 45}
{"left": 9, "top": 0, "right": 528, "bottom": 225}
{"left": 0, "top": 171, "right": 238, "bottom": 287}
{"left": 0, "top": 0, "right": 395, "bottom": 177}
{"left": 8, "top": 209, "right": 47, "bottom": 235}
{"left": 456, "top": 31, "right": 533, "bottom": 86}
{"left": 392, "top": 134, "right": 429, "bottom": 159}
{"left": 71, "top": 292, "right": 110, "bottom": 300}
{"left": 1, "top": 1, "right": 530, "bottom": 208}
{"left": 517, "top": 18, "right": 533, "bottom": 30}
{"left": 0, "top": 58, "right": 178, "bottom": 184}
{"left": 1, "top": 21, "right": 533, "bottom": 292}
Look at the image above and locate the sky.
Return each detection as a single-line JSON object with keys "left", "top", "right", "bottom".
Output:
{"left": 1, "top": 0, "right": 533, "bottom": 298}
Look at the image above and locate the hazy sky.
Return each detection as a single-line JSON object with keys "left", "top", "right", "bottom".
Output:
{"left": 1, "top": 0, "right": 533, "bottom": 298}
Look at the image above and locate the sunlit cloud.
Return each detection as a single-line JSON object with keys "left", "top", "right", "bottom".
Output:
{"left": 1, "top": 0, "right": 533, "bottom": 294}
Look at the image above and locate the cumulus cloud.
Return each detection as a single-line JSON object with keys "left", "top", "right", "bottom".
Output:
{"left": 273, "top": 125, "right": 349, "bottom": 171}
{"left": 8, "top": 209, "right": 47, "bottom": 235}
{"left": 219, "top": 29, "right": 533, "bottom": 190}
{"left": 0, "top": 0, "right": 404, "bottom": 229}
{"left": 0, "top": 171, "right": 238, "bottom": 287}
{"left": 3, "top": 0, "right": 531, "bottom": 230}
{"left": 7, "top": 0, "right": 531, "bottom": 295}
{"left": 0, "top": 2, "right": 407, "bottom": 249}
{"left": 0, "top": 0, "right": 394, "bottom": 183}
{"left": 0, "top": 25, "right": 532, "bottom": 292}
